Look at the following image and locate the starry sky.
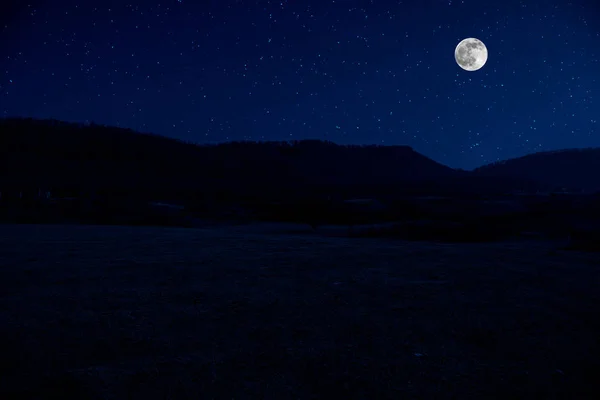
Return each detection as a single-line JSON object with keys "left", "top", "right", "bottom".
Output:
{"left": 1, "top": 0, "right": 600, "bottom": 170}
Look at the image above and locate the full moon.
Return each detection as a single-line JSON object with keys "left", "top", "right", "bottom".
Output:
{"left": 455, "top": 38, "right": 488, "bottom": 71}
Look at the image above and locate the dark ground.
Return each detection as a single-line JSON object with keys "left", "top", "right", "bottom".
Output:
{"left": 0, "top": 222, "right": 599, "bottom": 399}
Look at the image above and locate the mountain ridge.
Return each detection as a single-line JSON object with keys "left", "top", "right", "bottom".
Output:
{"left": 1, "top": 117, "right": 599, "bottom": 196}
{"left": 474, "top": 147, "right": 600, "bottom": 192}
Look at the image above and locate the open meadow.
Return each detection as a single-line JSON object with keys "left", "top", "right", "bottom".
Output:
{"left": 0, "top": 222, "right": 599, "bottom": 399}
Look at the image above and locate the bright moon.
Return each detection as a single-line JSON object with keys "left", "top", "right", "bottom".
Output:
{"left": 455, "top": 38, "right": 488, "bottom": 71}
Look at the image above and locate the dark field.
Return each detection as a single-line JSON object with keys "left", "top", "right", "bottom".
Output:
{"left": 0, "top": 223, "right": 599, "bottom": 399}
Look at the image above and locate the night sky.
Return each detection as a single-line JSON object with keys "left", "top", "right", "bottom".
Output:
{"left": 1, "top": 0, "right": 600, "bottom": 170}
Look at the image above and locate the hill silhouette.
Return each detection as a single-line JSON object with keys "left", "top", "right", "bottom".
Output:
{"left": 0, "top": 117, "right": 464, "bottom": 200}
{"left": 4, "top": 117, "right": 599, "bottom": 203}
{"left": 474, "top": 148, "right": 600, "bottom": 193}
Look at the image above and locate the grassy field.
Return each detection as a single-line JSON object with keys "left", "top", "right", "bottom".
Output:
{"left": 0, "top": 222, "right": 599, "bottom": 399}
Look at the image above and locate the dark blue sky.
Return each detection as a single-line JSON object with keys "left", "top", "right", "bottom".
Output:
{"left": 1, "top": 0, "right": 599, "bottom": 169}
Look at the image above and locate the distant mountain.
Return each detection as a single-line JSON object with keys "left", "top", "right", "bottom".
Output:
{"left": 0, "top": 117, "right": 460, "bottom": 196}
{"left": 0, "top": 117, "right": 550, "bottom": 201}
{"left": 473, "top": 148, "right": 600, "bottom": 193}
